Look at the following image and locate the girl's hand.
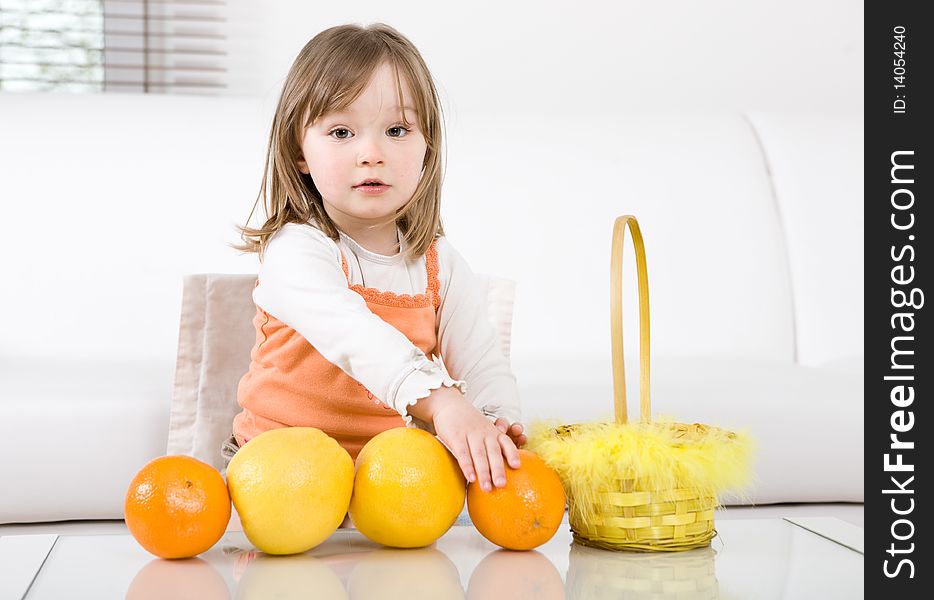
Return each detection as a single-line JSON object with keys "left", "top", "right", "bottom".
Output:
{"left": 431, "top": 399, "right": 522, "bottom": 492}
{"left": 405, "top": 385, "right": 523, "bottom": 491}
{"left": 493, "top": 418, "right": 527, "bottom": 448}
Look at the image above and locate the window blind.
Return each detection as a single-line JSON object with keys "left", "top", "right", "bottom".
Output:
{"left": 0, "top": 0, "right": 227, "bottom": 93}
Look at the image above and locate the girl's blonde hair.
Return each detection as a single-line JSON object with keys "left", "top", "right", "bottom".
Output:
{"left": 230, "top": 23, "right": 446, "bottom": 261}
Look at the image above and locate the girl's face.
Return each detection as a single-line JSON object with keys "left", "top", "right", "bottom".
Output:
{"left": 298, "top": 61, "right": 427, "bottom": 233}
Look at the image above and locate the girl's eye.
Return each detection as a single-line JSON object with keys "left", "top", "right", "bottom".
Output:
{"left": 387, "top": 126, "right": 411, "bottom": 138}
{"left": 329, "top": 128, "right": 351, "bottom": 140}
{"left": 327, "top": 126, "right": 411, "bottom": 140}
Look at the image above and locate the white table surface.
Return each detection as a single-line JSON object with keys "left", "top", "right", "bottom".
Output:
{"left": 0, "top": 516, "right": 863, "bottom": 599}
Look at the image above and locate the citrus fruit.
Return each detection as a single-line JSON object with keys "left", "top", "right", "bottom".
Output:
{"left": 225, "top": 427, "right": 354, "bottom": 555}
{"left": 466, "top": 449, "right": 566, "bottom": 550}
{"left": 348, "top": 427, "right": 466, "bottom": 548}
{"left": 124, "top": 455, "right": 231, "bottom": 559}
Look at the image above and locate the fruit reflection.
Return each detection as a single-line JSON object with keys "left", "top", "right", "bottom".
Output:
{"left": 126, "top": 557, "right": 229, "bottom": 600}
{"left": 235, "top": 553, "right": 347, "bottom": 600}
{"left": 467, "top": 548, "right": 565, "bottom": 600}
{"left": 347, "top": 547, "right": 464, "bottom": 600}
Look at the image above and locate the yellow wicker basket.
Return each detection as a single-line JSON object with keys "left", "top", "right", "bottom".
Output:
{"left": 526, "top": 215, "right": 753, "bottom": 552}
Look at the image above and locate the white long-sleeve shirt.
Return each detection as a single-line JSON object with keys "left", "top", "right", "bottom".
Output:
{"left": 251, "top": 220, "right": 522, "bottom": 432}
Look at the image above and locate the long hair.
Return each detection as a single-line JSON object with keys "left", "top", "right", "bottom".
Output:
{"left": 230, "top": 23, "right": 446, "bottom": 261}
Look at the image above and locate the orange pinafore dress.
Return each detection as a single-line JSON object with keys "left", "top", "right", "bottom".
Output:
{"left": 231, "top": 239, "right": 441, "bottom": 462}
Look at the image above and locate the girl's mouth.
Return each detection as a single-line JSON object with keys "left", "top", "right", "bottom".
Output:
{"left": 353, "top": 184, "right": 391, "bottom": 194}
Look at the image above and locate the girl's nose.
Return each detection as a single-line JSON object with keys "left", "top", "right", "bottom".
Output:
{"left": 357, "top": 139, "right": 385, "bottom": 166}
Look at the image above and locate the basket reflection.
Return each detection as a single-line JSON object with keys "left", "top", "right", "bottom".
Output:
{"left": 566, "top": 542, "right": 718, "bottom": 599}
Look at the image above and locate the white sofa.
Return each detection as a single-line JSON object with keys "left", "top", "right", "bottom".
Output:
{"left": 0, "top": 93, "right": 863, "bottom": 524}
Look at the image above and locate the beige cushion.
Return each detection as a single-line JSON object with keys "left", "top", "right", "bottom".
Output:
{"left": 166, "top": 272, "right": 516, "bottom": 471}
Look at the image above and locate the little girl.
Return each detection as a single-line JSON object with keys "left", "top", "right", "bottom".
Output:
{"left": 223, "top": 23, "right": 527, "bottom": 502}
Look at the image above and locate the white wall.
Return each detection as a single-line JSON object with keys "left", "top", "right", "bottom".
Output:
{"left": 224, "top": 0, "right": 864, "bottom": 116}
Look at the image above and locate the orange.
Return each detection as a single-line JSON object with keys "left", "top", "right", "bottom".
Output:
{"left": 349, "top": 427, "right": 466, "bottom": 548}
{"left": 124, "top": 455, "right": 231, "bottom": 559}
{"left": 466, "top": 449, "right": 566, "bottom": 550}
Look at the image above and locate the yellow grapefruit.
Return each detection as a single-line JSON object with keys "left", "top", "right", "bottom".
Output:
{"left": 349, "top": 427, "right": 466, "bottom": 548}
{"left": 225, "top": 427, "right": 354, "bottom": 555}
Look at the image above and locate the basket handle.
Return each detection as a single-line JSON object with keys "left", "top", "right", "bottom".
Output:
{"left": 611, "top": 215, "right": 651, "bottom": 424}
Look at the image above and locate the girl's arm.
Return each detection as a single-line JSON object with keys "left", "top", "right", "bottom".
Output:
{"left": 433, "top": 237, "right": 523, "bottom": 426}
{"left": 408, "top": 236, "right": 528, "bottom": 490}
{"left": 253, "top": 224, "right": 466, "bottom": 426}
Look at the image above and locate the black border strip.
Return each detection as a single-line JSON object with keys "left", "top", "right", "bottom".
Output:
{"left": 865, "top": 2, "right": 930, "bottom": 595}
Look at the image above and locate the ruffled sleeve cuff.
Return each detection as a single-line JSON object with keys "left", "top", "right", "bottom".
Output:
{"left": 390, "top": 355, "right": 467, "bottom": 432}
{"left": 479, "top": 404, "right": 523, "bottom": 426}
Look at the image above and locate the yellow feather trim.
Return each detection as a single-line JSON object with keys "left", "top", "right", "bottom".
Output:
{"left": 525, "top": 417, "right": 755, "bottom": 525}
